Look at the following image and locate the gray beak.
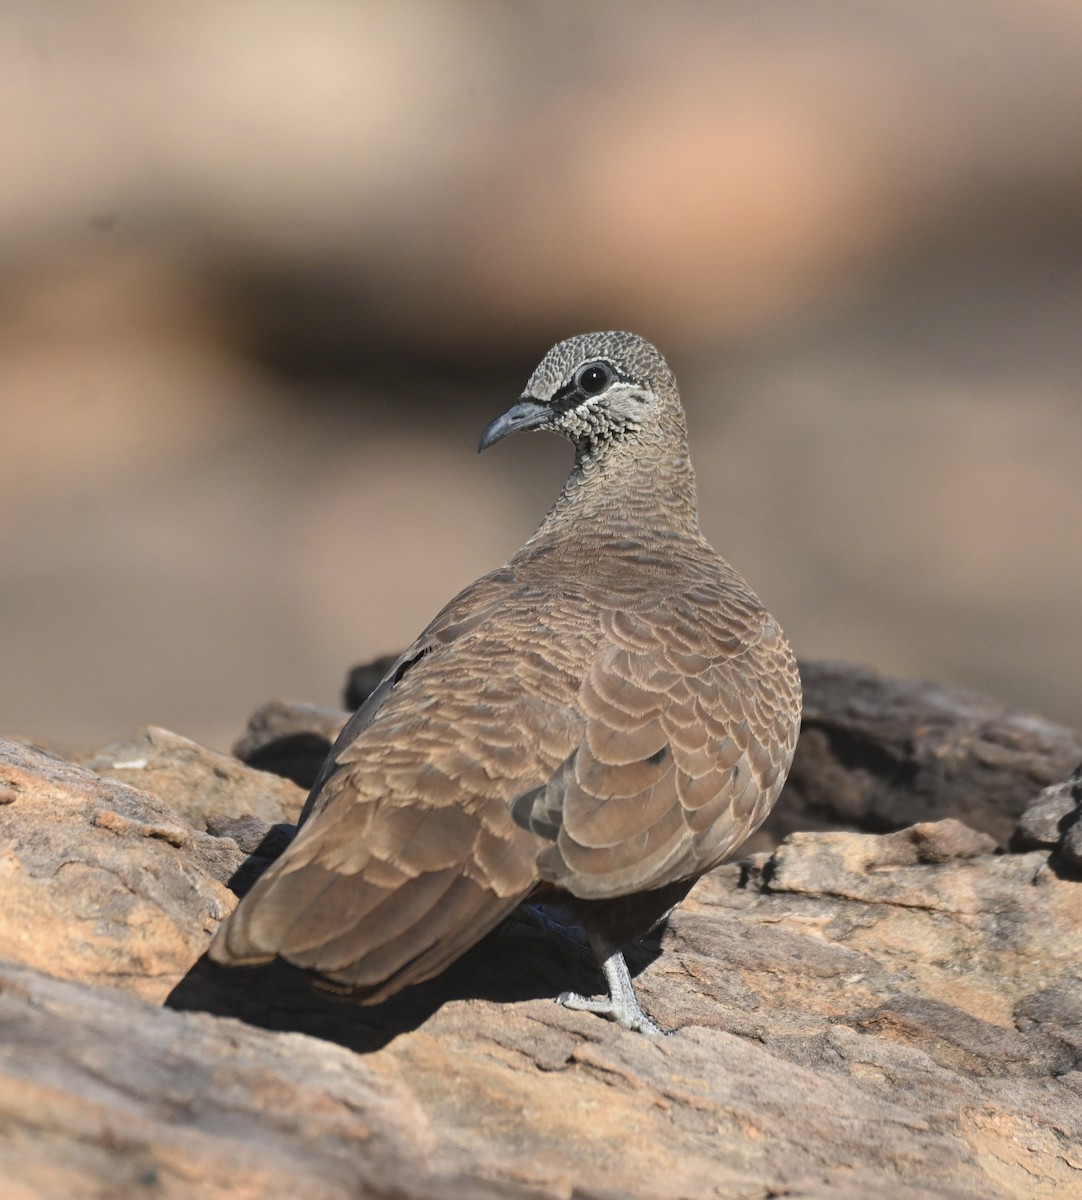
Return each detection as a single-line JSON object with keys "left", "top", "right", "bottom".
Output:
{"left": 478, "top": 398, "right": 551, "bottom": 453}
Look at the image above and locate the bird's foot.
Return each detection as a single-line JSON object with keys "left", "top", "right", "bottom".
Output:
{"left": 555, "top": 988, "right": 669, "bottom": 1036}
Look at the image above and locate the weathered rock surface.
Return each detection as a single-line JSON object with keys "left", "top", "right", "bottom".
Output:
{"left": 0, "top": 739, "right": 244, "bottom": 1002}
{"left": 2, "top": 666, "right": 1082, "bottom": 1198}
{"left": 780, "top": 661, "right": 1082, "bottom": 846}
{"left": 83, "top": 725, "right": 307, "bottom": 831}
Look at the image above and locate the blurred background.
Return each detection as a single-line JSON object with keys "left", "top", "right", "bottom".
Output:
{"left": 2, "top": 0, "right": 1081, "bottom": 752}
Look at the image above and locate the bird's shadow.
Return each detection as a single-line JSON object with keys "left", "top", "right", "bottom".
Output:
{"left": 166, "top": 836, "right": 664, "bottom": 1055}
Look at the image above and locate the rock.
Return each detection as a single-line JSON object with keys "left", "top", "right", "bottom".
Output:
{"left": 1063, "top": 821, "right": 1082, "bottom": 869}
{"left": 203, "top": 813, "right": 297, "bottom": 898}
{"left": 1014, "top": 981, "right": 1082, "bottom": 1062}
{"left": 84, "top": 725, "right": 306, "bottom": 830}
{"left": 232, "top": 700, "right": 350, "bottom": 790}
{"left": 778, "top": 661, "right": 1082, "bottom": 846}
{"left": 0, "top": 738, "right": 242, "bottom": 1001}
{"left": 762, "top": 819, "right": 1006, "bottom": 910}
{"left": 205, "top": 813, "right": 295, "bottom": 858}
{"left": 1015, "top": 789, "right": 1079, "bottom": 848}
{"left": 0, "top": 961, "right": 521, "bottom": 1200}
{"left": 1013, "top": 764, "right": 1082, "bottom": 870}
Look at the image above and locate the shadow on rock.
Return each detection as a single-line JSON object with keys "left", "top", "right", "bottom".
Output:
{"left": 166, "top": 905, "right": 665, "bottom": 1054}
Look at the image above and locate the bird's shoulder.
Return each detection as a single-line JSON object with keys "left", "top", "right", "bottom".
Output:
{"left": 396, "top": 538, "right": 785, "bottom": 684}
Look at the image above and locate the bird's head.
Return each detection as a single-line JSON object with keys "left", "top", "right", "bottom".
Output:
{"left": 478, "top": 332, "right": 679, "bottom": 459}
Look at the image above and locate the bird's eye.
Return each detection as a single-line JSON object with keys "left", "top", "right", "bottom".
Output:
{"left": 576, "top": 362, "right": 613, "bottom": 396}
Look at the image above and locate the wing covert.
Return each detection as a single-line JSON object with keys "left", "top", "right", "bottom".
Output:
{"left": 516, "top": 585, "right": 801, "bottom": 900}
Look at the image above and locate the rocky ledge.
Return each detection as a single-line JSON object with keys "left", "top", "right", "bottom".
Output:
{"left": 1, "top": 661, "right": 1080, "bottom": 1199}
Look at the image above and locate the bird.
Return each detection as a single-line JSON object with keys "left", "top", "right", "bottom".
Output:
{"left": 209, "top": 331, "right": 802, "bottom": 1034}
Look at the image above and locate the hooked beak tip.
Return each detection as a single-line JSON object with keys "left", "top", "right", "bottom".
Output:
{"left": 477, "top": 398, "right": 549, "bottom": 454}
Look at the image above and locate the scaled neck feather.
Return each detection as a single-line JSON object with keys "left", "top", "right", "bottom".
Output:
{"left": 524, "top": 417, "right": 704, "bottom": 552}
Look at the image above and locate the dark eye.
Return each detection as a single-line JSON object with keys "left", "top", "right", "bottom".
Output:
{"left": 576, "top": 362, "right": 613, "bottom": 395}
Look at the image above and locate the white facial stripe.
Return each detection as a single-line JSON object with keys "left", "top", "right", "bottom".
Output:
{"left": 556, "top": 390, "right": 644, "bottom": 445}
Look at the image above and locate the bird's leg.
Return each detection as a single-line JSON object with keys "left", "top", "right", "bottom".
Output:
{"left": 556, "top": 938, "right": 669, "bottom": 1036}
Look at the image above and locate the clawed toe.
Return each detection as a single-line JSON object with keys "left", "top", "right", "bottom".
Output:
{"left": 556, "top": 988, "right": 670, "bottom": 1036}
{"left": 556, "top": 989, "right": 612, "bottom": 1014}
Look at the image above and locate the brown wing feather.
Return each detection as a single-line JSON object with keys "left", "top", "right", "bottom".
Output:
{"left": 527, "top": 576, "right": 801, "bottom": 901}
{"left": 209, "top": 577, "right": 584, "bottom": 994}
